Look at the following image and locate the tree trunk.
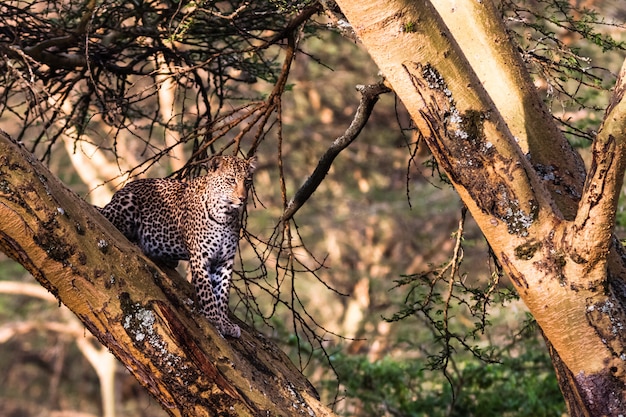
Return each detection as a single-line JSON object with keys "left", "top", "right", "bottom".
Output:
{"left": 333, "top": 0, "right": 626, "bottom": 415}
{"left": 0, "top": 130, "right": 336, "bottom": 416}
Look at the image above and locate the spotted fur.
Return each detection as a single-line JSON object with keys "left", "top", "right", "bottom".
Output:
{"left": 99, "top": 155, "right": 257, "bottom": 338}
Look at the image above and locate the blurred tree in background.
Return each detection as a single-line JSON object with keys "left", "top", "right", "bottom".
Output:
{"left": 0, "top": 0, "right": 624, "bottom": 416}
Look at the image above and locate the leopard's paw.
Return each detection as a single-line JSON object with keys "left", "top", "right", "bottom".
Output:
{"left": 211, "top": 318, "right": 241, "bottom": 338}
{"left": 222, "top": 321, "right": 241, "bottom": 338}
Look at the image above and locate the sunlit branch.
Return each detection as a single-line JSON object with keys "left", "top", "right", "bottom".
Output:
{"left": 566, "top": 58, "right": 626, "bottom": 273}
{"left": 257, "top": 3, "right": 323, "bottom": 50}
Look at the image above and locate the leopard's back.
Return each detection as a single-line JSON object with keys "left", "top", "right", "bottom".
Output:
{"left": 100, "top": 178, "right": 189, "bottom": 263}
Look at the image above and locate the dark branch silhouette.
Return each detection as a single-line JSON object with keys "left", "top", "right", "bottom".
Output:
{"left": 281, "top": 82, "right": 391, "bottom": 222}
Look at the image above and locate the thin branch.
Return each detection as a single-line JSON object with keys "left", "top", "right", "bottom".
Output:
{"left": 0, "top": 280, "right": 57, "bottom": 302}
{"left": 281, "top": 82, "right": 391, "bottom": 221}
{"left": 256, "top": 3, "right": 323, "bottom": 50}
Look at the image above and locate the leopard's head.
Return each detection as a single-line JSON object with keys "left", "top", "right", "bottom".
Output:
{"left": 207, "top": 155, "right": 257, "bottom": 210}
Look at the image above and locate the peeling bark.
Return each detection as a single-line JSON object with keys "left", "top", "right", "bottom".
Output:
{"left": 565, "top": 60, "right": 626, "bottom": 278}
{"left": 431, "top": 0, "right": 587, "bottom": 219}
{"left": 0, "top": 130, "right": 336, "bottom": 417}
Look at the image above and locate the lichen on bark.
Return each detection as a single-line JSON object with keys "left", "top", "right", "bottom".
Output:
{"left": 406, "top": 62, "right": 538, "bottom": 237}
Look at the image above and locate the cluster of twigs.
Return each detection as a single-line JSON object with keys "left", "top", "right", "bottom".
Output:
{"left": 0, "top": 0, "right": 319, "bottom": 165}
{"left": 385, "top": 206, "right": 526, "bottom": 406}
{"left": 231, "top": 80, "right": 392, "bottom": 373}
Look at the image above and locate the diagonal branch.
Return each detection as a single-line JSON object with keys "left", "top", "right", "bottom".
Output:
{"left": 259, "top": 3, "right": 323, "bottom": 49}
{"left": 281, "top": 82, "right": 390, "bottom": 222}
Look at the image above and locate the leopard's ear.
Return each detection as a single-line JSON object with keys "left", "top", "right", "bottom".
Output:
{"left": 208, "top": 155, "right": 223, "bottom": 172}
{"left": 247, "top": 155, "right": 258, "bottom": 173}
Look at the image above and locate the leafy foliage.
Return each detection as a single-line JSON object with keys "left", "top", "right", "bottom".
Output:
{"left": 328, "top": 332, "right": 564, "bottom": 417}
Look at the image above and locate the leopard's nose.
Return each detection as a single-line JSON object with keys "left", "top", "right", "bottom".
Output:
{"left": 231, "top": 195, "right": 246, "bottom": 207}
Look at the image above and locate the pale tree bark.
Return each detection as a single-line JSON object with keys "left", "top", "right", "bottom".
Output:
{"left": 430, "top": 0, "right": 587, "bottom": 219}
{"left": 156, "top": 53, "right": 187, "bottom": 173}
{"left": 333, "top": 0, "right": 626, "bottom": 415}
{"left": 0, "top": 131, "right": 337, "bottom": 416}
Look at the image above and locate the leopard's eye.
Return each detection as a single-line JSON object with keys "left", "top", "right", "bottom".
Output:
{"left": 226, "top": 177, "right": 236, "bottom": 185}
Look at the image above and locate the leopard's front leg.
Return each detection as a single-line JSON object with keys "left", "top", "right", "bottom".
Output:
{"left": 210, "top": 258, "right": 240, "bottom": 338}
{"left": 189, "top": 253, "right": 240, "bottom": 338}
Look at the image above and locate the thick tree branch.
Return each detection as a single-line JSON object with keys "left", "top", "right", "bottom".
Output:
{"left": 320, "top": 0, "right": 359, "bottom": 43}
{"left": 281, "top": 82, "right": 390, "bottom": 221}
{"left": 431, "top": 0, "right": 587, "bottom": 220}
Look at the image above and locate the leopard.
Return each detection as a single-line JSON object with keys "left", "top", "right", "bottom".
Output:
{"left": 99, "top": 155, "right": 257, "bottom": 338}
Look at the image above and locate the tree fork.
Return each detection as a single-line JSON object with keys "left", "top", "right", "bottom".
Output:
{"left": 0, "top": 130, "right": 337, "bottom": 417}
{"left": 333, "top": 0, "right": 626, "bottom": 414}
